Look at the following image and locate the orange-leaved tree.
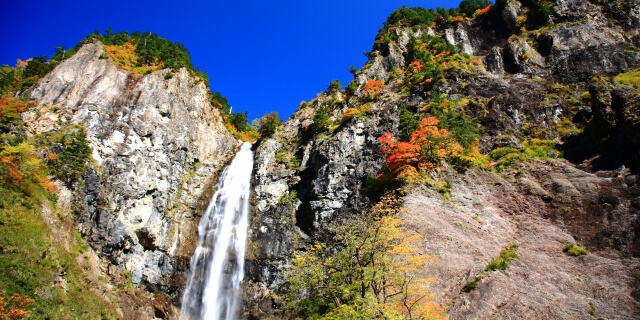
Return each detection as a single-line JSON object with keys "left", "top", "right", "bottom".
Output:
{"left": 364, "top": 79, "right": 384, "bottom": 100}
{"left": 0, "top": 142, "right": 50, "bottom": 192}
{"left": 409, "top": 60, "right": 423, "bottom": 73}
{"left": 0, "top": 292, "right": 33, "bottom": 320}
{"left": 0, "top": 97, "right": 35, "bottom": 132}
{"left": 378, "top": 117, "right": 463, "bottom": 181}
{"left": 474, "top": 4, "right": 492, "bottom": 17}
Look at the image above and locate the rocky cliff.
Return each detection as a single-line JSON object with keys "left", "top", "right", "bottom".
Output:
{"left": 25, "top": 41, "right": 238, "bottom": 298}
{"left": 5, "top": 0, "right": 640, "bottom": 318}
{"left": 245, "top": 0, "right": 640, "bottom": 318}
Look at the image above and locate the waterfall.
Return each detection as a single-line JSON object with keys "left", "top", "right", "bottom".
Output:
{"left": 180, "top": 142, "right": 254, "bottom": 320}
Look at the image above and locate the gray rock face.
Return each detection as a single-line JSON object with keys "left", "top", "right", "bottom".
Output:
{"left": 540, "top": 20, "right": 640, "bottom": 81}
{"left": 26, "top": 41, "right": 237, "bottom": 293}
{"left": 356, "top": 27, "right": 427, "bottom": 88}
{"left": 245, "top": 94, "right": 402, "bottom": 317}
{"left": 436, "top": 0, "right": 640, "bottom": 80}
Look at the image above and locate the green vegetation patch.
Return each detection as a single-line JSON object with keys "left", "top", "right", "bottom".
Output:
{"left": 491, "top": 139, "right": 561, "bottom": 170}
{"left": 374, "top": 1, "right": 493, "bottom": 52}
{"left": 563, "top": 244, "right": 588, "bottom": 256}
{"left": 35, "top": 125, "right": 92, "bottom": 187}
{"left": 0, "top": 97, "right": 111, "bottom": 318}
{"left": 285, "top": 194, "right": 445, "bottom": 319}
{"left": 309, "top": 105, "right": 333, "bottom": 134}
{"left": 485, "top": 244, "right": 519, "bottom": 271}
{"left": 257, "top": 112, "right": 283, "bottom": 139}
{"left": 0, "top": 28, "right": 210, "bottom": 96}
{"left": 463, "top": 275, "right": 484, "bottom": 293}
{"left": 326, "top": 79, "right": 342, "bottom": 92}
{"left": 613, "top": 68, "right": 640, "bottom": 90}
{"left": 274, "top": 142, "right": 301, "bottom": 171}
{"left": 0, "top": 184, "right": 119, "bottom": 319}
{"left": 0, "top": 56, "right": 60, "bottom": 95}
{"left": 398, "top": 104, "right": 420, "bottom": 142}
{"left": 278, "top": 190, "right": 298, "bottom": 206}
{"left": 522, "top": 0, "right": 553, "bottom": 29}
{"left": 428, "top": 96, "right": 482, "bottom": 149}
{"left": 382, "top": 1, "right": 491, "bottom": 30}
{"left": 209, "top": 91, "right": 261, "bottom": 141}
{"left": 87, "top": 29, "right": 208, "bottom": 82}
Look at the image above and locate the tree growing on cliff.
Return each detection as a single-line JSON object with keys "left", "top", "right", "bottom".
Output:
{"left": 383, "top": 6, "right": 438, "bottom": 28}
{"left": 230, "top": 110, "right": 252, "bottom": 132}
{"left": 524, "top": 0, "right": 552, "bottom": 28}
{"left": 285, "top": 194, "right": 445, "bottom": 319}
{"left": 310, "top": 106, "right": 332, "bottom": 133}
{"left": 398, "top": 104, "right": 420, "bottom": 142}
{"left": 458, "top": 0, "right": 492, "bottom": 17}
{"left": 327, "top": 79, "right": 342, "bottom": 92}
{"left": 20, "top": 56, "right": 55, "bottom": 89}
{"left": 259, "top": 112, "right": 282, "bottom": 138}
{"left": 378, "top": 117, "right": 464, "bottom": 181}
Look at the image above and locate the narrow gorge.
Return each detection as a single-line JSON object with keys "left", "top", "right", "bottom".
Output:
{"left": 1, "top": 0, "right": 640, "bottom": 319}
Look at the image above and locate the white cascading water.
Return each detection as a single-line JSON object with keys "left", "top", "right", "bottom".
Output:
{"left": 180, "top": 142, "right": 254, "bottom": 320}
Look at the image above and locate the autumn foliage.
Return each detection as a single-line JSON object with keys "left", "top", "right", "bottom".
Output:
{"left": 103, "top": 40, "right": 165, "bottom": 75}
{"left": 409, "top": 60, "right": 424, "bottom": 72}
{"left": 378, "top": 117, "right": 463, "bottom": 181}
{"left": 0, "top": 98, "right": 52, "bottom": 192}
{"left": 285, "top": 193, "right": 445, "bottom": 319}
{"left": 0, "top": 97, "right": 34, "bottom": 132}
{"left": 0, "top": 292, "right": 33, "bottom": 320}
{"left": 340, "top": 108, "right": 361, "bottom": 123}
{"left": 364, "top": 79, "right": 385, "bottom": 99}
{"left": 473, "top": 5, "right": 492, "bottom": 17}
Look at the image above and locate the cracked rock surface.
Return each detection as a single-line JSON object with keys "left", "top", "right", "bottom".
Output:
{"left": 27, "top": 41, "right": 237, "bottom": 294}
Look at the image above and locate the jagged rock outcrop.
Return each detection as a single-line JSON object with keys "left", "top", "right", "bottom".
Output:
{"left": 245, "top": 1, "right": 640, "bottom": 318}
{"left": 24, "top": 41, "right": 237, "bottom": 294}
{"left": 245, "top": 99, "right": 398, "bottom": 315}
{"left": 429, "top": 0, "right": 640, "bottom": 80}
{"left": 564, "top": 81, "right": 640, "bottom": 172}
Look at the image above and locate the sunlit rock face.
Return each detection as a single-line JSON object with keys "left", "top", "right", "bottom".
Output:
{"left": 27, "top": 41, "right": 238, "bottom": 293}
{"left": 245, "top": 0, "right": 640, "bottom": 318}
{"left": 18, "top": 0, "right": 640, "bottom": 318}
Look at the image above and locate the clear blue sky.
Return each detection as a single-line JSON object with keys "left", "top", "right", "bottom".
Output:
{"left": 1, "top": 0, "right": 463, "bottom": 121}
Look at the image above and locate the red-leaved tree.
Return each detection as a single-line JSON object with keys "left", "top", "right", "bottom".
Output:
{"left": 378, "top": 117, "right": 462, "bottom": 180}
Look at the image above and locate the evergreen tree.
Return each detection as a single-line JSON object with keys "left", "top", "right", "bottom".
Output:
{"left": 398, "top": 104, "right": 420, "bottom": 142}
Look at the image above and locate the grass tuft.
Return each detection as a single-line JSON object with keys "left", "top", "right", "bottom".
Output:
{"left": 613, "top": 68, "right": 640, "bottom": 90}
{"left": 563, "top": 243, "right": 588, "bottom": 256}
{"left": 485, "top": 245, "right": 519, "bottom": 271}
